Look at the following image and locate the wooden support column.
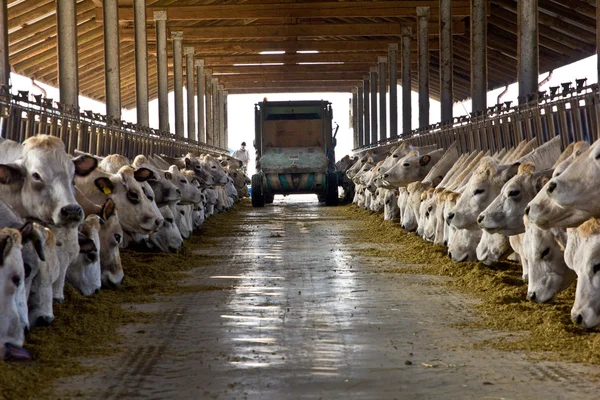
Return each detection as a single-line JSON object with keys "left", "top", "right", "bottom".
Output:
{"left": 388, "top": 44, "right": 398, "bottom": 138}
{"left": 196, "top": 59, "right": 206, "bottom": 143}
{"left": 133, "top": 0, "right": 148, "bottom": 126}
{"left": 518, "top": 0, "right": 538, "bottom": 103}
{"left": 370, "top": 66, "right": 378, "bottom": 143}
{"left": 212, "top": 78, "right": 219, "bottom": 146}
{"left": 352, "top": 88, "right": 359, "bottom": 149}
{"left": 184, "top": 46, "right": 196, "bottom": 140}
{"left": 471, "top": 0, "right": 487, "bottom": 113}
{"left": 223, "top": 90, "right": 228, "bottom": 149}
{"left": 440, "top": 0, "right": 453, "bottom": 123}
{"left": 363, "top": 76, "right": 371, "bottom": 146}
{"left": 417, "top": 6, "right": 430, "bottom": 129}
{"left": 401, "top": 27, "right": 412, "bottom": 135}
{"left": 357, "top": 85, "right": 364, "bottom": 147}
{"left": 154, "top": 10, "right": 168, "bottom": 131}
{"left": 172, "top": 31, "right": 184, "bottom": 136}
{"left": 57, "top": 0, "right": 79, "bottom": 109}
{"left": 205, "top": 69, "right": 213, "bottom": 145}
{"left": 378, "top": 56, "right": 387, "bottom": 140}
{"left": 0, "top": 0, "right": 7, "bottom": 90}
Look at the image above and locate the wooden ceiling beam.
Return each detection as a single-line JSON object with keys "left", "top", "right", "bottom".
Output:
{"left": 211, "top": 64, "right": 380, "bottom": 75}
{"left": 147, "top": 39, "right": 438, "bottom": 53}
{"left": 213, "top": 72, "right": 402, "bottom": 82}
{"left": 226, "top": 87, "right": 354, "bottom": 95}
{"left": 121, "top": 21, "right": 466, "bottom": 40}
{"left": 8, "top": 0, "right": 55, "bottom": 31}
{"left": 100, "top": 1, "right": 474, "bottom": 22}
{"left": 196, "top": 80, "right": 363, "bottom": 89}
{"left": 199, "top": 52, "right": 418, "bottom": 66}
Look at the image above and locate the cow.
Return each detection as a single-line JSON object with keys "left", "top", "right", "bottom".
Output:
{"left": 131, "top": 155, "right": 182, "bottom": 207}
{"left": 65, "top": 215, "right": 101, "bottom": 296}
{"left": 0, "top": 228, "right": 30, "bottom": 361}
{"left": 150, "top": 206, "right": 184, "bottom": 253}
{"left": 564, "top": 218, "right": 600, "bottom": 329}
{"left": 0, "top": 135, "right": 97, "bottom": 227}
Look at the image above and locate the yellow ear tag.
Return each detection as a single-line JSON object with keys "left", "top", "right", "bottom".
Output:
{"left": 103, "top": 187, "right": 112, "bottom": 195}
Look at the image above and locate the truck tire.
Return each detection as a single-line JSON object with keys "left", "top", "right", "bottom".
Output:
{"left": 265, "top": 193, "right": 275, "bottom": 204}
{"left": 251, "top": 174, "right": 265, "bottom": 207}
{"left": 325, "top": 172, "right": 339, "bottom": 206}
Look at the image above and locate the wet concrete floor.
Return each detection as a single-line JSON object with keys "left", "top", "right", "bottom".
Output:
{"left": 57, "top": 196, "right": 600, "bottom": 399}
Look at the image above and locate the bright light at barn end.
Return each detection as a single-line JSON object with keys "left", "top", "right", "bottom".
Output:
{"left": 259, "top": 51, "right": 286, "bottom": 55}
{"left": 297, "top": 50, "right": 319, "bottom": 54}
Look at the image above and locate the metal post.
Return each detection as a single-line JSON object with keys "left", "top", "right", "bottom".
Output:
{"left": 417, "top": 7, "right": 430, "bottom": 129}
{"left": 598, "top": 0, "right": 600, "bottom": 86}
{"left": 518, "top": 0, "right": 538, "bottom": 103}
{"left": 471, "top": 0, "right": 487, "bottom": 113}
{"left": 102, "top": 0, "right": 120, "bottom": 119}
{"left": 184, "top": 47, "right": 196, "bottom": 140}
{"left": 363, "top": 76, "right": 371, "bottom": 146}
{"left": 205, "top": 69, "right": 213, "bottom": 145}
{"left": 401, "top": 27, "right": 412, "bottom": 135}
{"left": 223, "top": 90, "right": 228, "bottom": 150}
{"left": 370, "top": 66, "right": 378, "bottom": 143}
{"left": 133, "top": 0, "right": 148, "bottom": 126}
{"left": 378, "top": 56, "right": 387, "bottom": 141}
{"left": 172, "top": 31, "right": 184, "bottom": 137}
{"left": 154, "top": 11, "right": 168, "bottom": 131}
{"left": 388, "top": 44, "right": 398, "bottom": 138}
{"left": 440, "top": 0, "right": 453, "bottom": 123}
{"left": 218, "top": 85, "right": 225, "bottom": 149}
{"left": 357, "top": 86, "right": 364, "bottom": 148}
{"left": 0, "top": 0, "right": 8, "bottom": 89}
{"left": 212, "top": 78, "right": 219, "bottom": 146}
{"left": 56, "top": 0, "right": 79, "bottom": 109}
{"left": 352, "top": 88, "right": 358, "bottom": 148}
{"left": 196, "top": 60, "right": 206, "bottom": 143}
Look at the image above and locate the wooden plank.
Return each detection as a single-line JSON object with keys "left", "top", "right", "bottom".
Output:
{"left": 99, "top": 1, "right": 474, "bottom": 21}
{"left": 121, "top": 21, "right": 466, "bottom": 40}
{"left": 210, "top": 64, "right": 384, "bottom": 75}
{"left": 221, "top": 80, "right": 361, "bottom": 89}
{"left": 213, "top": 72, "right": 402, "bottom": 82}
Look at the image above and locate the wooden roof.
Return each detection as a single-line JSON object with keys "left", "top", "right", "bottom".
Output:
{"left": 7, "top": 0, "right": 598, "bottom": 109}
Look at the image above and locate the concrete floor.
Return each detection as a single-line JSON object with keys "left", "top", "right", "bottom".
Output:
{"left": 57, "top": 196, "right": 600, "bottom": 399}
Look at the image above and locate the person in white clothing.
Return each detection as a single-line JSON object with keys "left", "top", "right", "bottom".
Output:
{"left": 231, "top": 141, "right": 250, "bottom": 173}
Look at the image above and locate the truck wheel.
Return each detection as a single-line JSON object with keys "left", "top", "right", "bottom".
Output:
{"left": 325, "top": 172, "right": 339, "bottom": 206}
{"left": 265, "top": 193, "right": 275, "bottom": 204}
{"left": 317, "top": 194, "right": 325, "bottom": 203}
{"left": 251, "top": 174, "right": 265, "bottom": 207}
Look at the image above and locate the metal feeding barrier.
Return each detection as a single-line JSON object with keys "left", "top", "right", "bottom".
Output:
{"left": 353, "top": 80, "right": 600, "bottom": 155}
{"left": 0, "top": 86, "right": 229, "bottom": 158}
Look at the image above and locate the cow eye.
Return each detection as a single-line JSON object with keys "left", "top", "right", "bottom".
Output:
{"left": 23, "top": 263, "right": 31, "bottom": 278}
{"left": 508, "top": 190, "right": 520, "bottom": 198}
{"left": 146, "top": 194, "right": 154, "bottom": 202}
{"left": 180, "top": 179, "right": 187, "bottom": 184}
{"left": 541, "top": 248, "right": 550, "bottom": 258}
{"left": 474, "top": 189, "right": 485, "bottom": 195}
{"left": 393, "top": 155, "right": 398, "bottom": 158}
{"left": 211, "top": 166, "right": 217, "bottom": 169}
{"left": 127, "top": 191, "right": 139, "bottom": 204}
{"left": 11, "top": 275, "right": 20, "bottom": 287}
{"left": 166, "top": 217, "right": 174, "bottom": 224}
{"left": 403, "top": 162, "right": 410, "bottom": 167}
{"left": 32, "top": 172, "right": 42, "bottom": 181}
{"left": 179, "top": 210, "right": 185, "bottom": 215}
{"left": 594, "top": 264, "right": 600, "bottom": 274}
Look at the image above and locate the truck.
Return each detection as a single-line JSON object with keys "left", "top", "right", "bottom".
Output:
{"left": 251, "top": 100, "right": 339, "bottom": 207}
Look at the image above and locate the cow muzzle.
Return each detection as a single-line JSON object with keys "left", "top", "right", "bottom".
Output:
{"left": 59, "top": 204, "right": 84, "bottom": 225}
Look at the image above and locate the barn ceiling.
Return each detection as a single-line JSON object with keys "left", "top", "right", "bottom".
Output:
{"left": 6, "top": 0, "right": 598, "bottom": 109}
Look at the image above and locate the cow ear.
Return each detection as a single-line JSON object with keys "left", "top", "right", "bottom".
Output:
{"left": 534, "top": 169, "right": 554, "bottom": 192}
{"left": 501, "top": 162, "right": 520, "bottom": 182}
{"left": 164, "top": 171, "right": 172, "bottom": 180}
{"left": 94, "top": 177, "right": 115, "bottom": 195}
{"left": 133, "top": 167, "right": 154, "bottom": 182}
{"left": 0, "top": 164, "right": 25, "bottom": 185}
{"left": 185, "top": 157, "right": 192, "bottom": 169}
{"left": 20, "top": 222, "right": 45, "bottom": 262}
{"left": 220, "top": 160, "right": 228, "bottom": 167}
{"left": 72, "top": 155, "right": 98, "bottom": 177}
{"left": 100, "top": 198, "right": 116, "bottom": 221}
{"left": 77, "top": 232, "right": 97, "bottom": 254}
{"left": 0, "top": 231, "right": 15, "bottom": 266}
{"left": 419, "top": 154, "right": 432, "bottom": 166}
{"left": 432, "top": 175, "right": 443, "bottom": 187}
